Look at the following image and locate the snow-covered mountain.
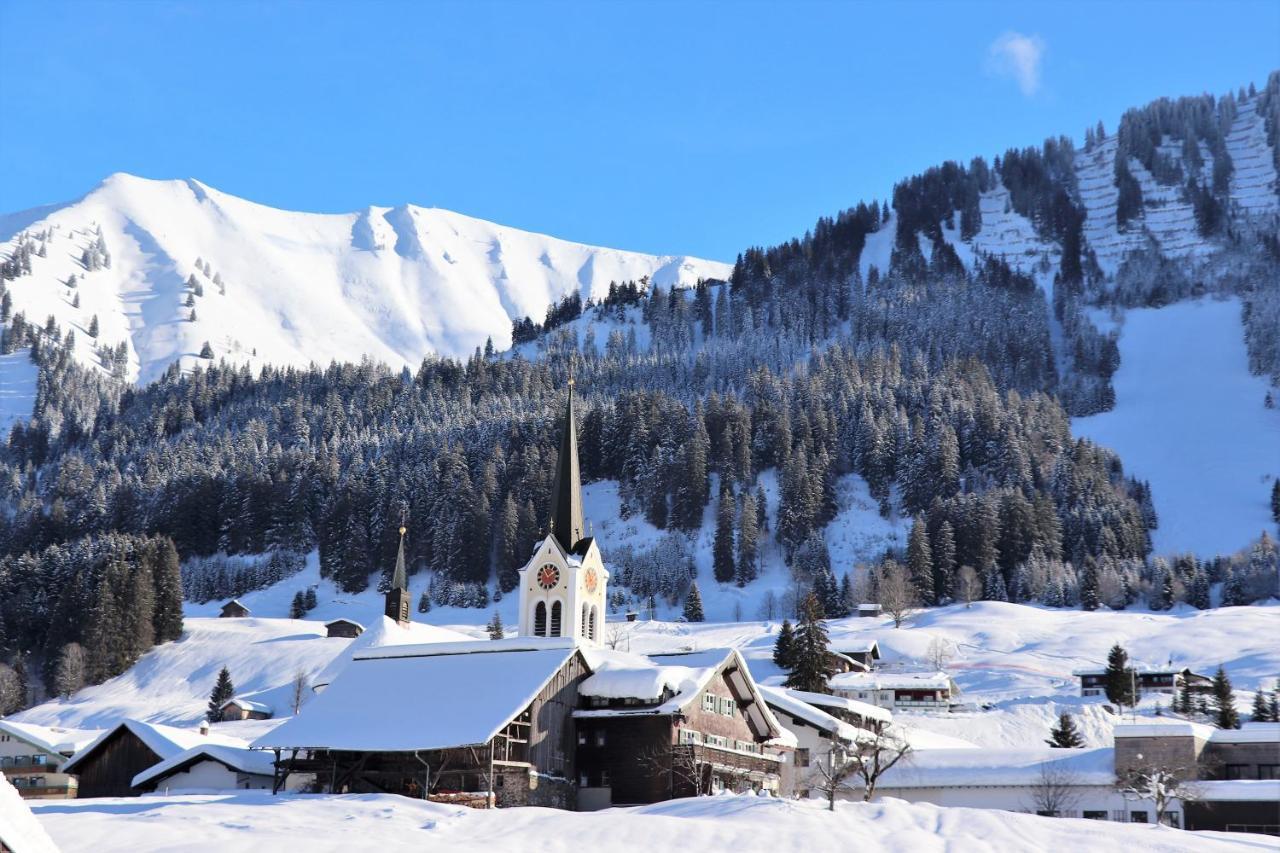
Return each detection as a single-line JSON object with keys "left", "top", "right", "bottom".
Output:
{"left": 0, "top": 174, "right": 731, "bottom": 383}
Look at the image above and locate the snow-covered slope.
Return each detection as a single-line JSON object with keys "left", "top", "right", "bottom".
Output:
{"left": 0, "top": 174, "right": 731, "bottom": 384}
{"left": 1074, "top": 298, "right": 1280, "bottom": 556}
{"left": 31, "top": 787, "right": 1268, "bottom": 853}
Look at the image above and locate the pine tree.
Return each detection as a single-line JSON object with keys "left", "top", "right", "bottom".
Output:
{"left": 151, "top": 538, "right": 184, "bottom": 643}
{"left": 736, "top": 490, "right": 759, "bottom": 586}
{"left": 932, "top": 520, "right": 957, "bottom": 602}
{"left": 417, "top": 590, "right": 431, "bottom": 613}
{"left": 1251, "top": 689, "right": 1272, "bottom": 722}
{"left": 1104, "top": 644, "right": 1136, "bottom": 707}
{"left": 682, "top": 583, "right": 705, "bottom": 622}
{"left": 199, "top": 340, "right": 214, "bottom": 359}
{"left": 1271, "top": 480, "right": 1280, "bottom": 524}
{"left": 1046, "top": 712, "right": 1084, "bottom": 748}
{"left": 290, "top": 591, "right": 307, "bottom": 619}
{"left": 1079, "top": 558, "right": 1100, "bottom": 611}
{"left": 304, "top": 588, "right": 318, "bottom": 611}
{"left": 784, "top": 594, "right": 833, "bottom": 694}
{"left": 486, "top": 611, "right": 505, "bottom": 640}
{"left": 1211, "top": 665, "right": 1239, "bottom": 729}
{"left": 88, "top": 314, "right": 99, "bottom": 337}
{"left": 907, "top": 517, "right": 935, "bottom": 605}
{"left": 713, "top": 484, "right": 736, "bottom": 583}
{"left": 773, "top": 619, "right": 796, "bottom": 670}
{"left": 207, "top": 666, "right": 235, "bottom": 722}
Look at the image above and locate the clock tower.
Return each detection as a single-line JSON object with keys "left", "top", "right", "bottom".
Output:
{"left": 517, "top": 381, "right": 608, "bottom": 644}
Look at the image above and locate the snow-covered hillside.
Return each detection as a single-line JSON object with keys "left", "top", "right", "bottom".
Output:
{"left": 0, "top": 173, "right": 731, "bottom": 383}
{"left": 1074, "top": 298, "right": 1280, "bottom": 556}
{"left": 31, "top": 785, "right": 1268, "bottom": 852}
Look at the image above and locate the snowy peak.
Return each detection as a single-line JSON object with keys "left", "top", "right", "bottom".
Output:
{"left": 0, "top": 174, "right": 731, "bottom": 383}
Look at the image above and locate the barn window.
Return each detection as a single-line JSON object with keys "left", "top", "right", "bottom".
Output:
{"left": 534, "top": 602, "right": 547, "bottom": 636}
{"left": 550, "top": 601, "right": 562, "bottom": 636}
{"left": 589, "top": 605, "right": 598, "bottom": 641}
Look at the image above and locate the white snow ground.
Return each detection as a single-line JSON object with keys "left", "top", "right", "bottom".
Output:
{"left": 1074, "top": 298, "right": 1280, "bottom": 557}
{"left": 0, "top": 349, "right": 38, "bottom": 439}
{"left": 0, "top": 772, "right": 59, "bottom": 853}
{"left": 31, "top": 789, "right": 1267, "bottom": 853}
{"left": 0, "top": 173, "right": 731, "bottom": 384}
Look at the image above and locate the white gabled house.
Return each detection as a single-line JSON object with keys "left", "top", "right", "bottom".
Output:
{"left": 829, "top": 671, "right": 958, "bottom": 712}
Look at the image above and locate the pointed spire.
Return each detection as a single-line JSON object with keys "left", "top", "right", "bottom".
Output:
{"left": 392, "top": 526, "right": 408, "bottom": 590}
{"left": 550, "top": 378, "right": 585, "bottom": 553}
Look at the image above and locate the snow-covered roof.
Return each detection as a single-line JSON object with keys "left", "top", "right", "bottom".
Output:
{"left": 324, "top": 618, "right": 364, "bottom": 629}
{"left": 0, "top": 719, "right": 101, "bottom": 756}
{"left": 857, "top": 604, "right": 881, "bottom": 611}
{"left": 62, "top": 719, "right": 246, "bottom": 773}
{"left": 254, "top": 640, "right": 583, "bottom": 752}
{"left": 1196, "top": 780, "right": 1280, "bottom": 802}
{"left": 311, "top": 615, "right": 473, "bottom": 691}
{"left": 0, "top": 772, "right": 59, "bottom": 853}
{"left": 1112, "top": 720, "right": 1215, "bottom": 740}
{"left": 830, "top": 639, "right": 880, "bottom": 656}
{"left": 784, "top": 688, "right": 892, "bottom": 723}
{"left": 877, "top": 747, "right": 1116, "bottom": 789}
{"left": 1070, "top": 665, "right": 1201, "bottom": 676}
{"left": 222, "top": 599, "right": 250, "bottom": 612}
{"left": 222, "top": 696, "right": 273, "bottom": 715}
{"left": 758, "top": 686, "right": 866, "bottom": 745}
{"left": 830, "top": 671, "right": 954, "bottom": 692}
{"left": 1209, "top": 722, "right": 1280, "bottom": 744}
{"left": 132, "top": 743, "right": 277, "bottom": 789}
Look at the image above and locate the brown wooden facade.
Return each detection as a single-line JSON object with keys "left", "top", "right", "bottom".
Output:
{"left": 68, "top": 728, "right": 164, "bottom": 798}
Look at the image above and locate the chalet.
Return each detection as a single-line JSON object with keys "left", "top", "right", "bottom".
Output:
{"left": 830, "top": 671, "right": 958, "bottom": 712}
{"left": 132, "top": 744, "right": 282, "bottom": 793}
{"left": 60, "top": 720, "right": 245, "bottom": 798}
{"left": 830, "top": 639, "right": 881, "bottom": 670}
{"left": 219, "top": 697, "right": 273, "bottom": 722}
{"left": 219, "top": 599, "right": 251, "bottom": 618}
{"left": 572, "top": 648, "right": 785, "bottom": 808}
{"left": 856, "top": 603, "right": 882, "bottom": 618}
{"left": 0, "top": 721, "right": 99, "bottom": 800}
{"left": 255, "top": 637, "right": 591, "bottom": 808}
{"left": 1073, "top": 666, "right": 1212, "bottom": 699}
{"left": 325, "top": 618, "right": 365, "bottom": 639}
{"left": 758, "top": 685, "right": 891, "bottom": 799}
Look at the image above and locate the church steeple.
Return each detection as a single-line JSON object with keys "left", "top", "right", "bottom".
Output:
{"left": 550, "top": 379, "right": 586, "bottom": 553}
{"left": 385, "top": 526, "right": 411, "bottom": 628}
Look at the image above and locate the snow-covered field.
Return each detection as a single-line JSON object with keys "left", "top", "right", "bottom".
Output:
{"left": 30, "top": 789, "right": 1267, "bottom": 853}
{"left": 0, "top": 173, "right": 730, "bottom": 383}
{"left": 1074, "top": 298, "right": 1280, "bottom": 557}
{"left": 0, "top": 349, "right": 38, "bottom": 438}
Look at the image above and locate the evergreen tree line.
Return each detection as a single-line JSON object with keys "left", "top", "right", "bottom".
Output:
{"left": 181, "top": 550, "right": 307, "bottom": 604}
{"left": 0, "top": 532, "right": 184, "bottom": 709}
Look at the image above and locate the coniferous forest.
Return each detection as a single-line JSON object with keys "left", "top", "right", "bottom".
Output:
{"left": 1, "top": 76, "right": 1278, "bottom": 703}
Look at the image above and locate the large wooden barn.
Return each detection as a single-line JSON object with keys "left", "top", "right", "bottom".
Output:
{"left": 60, "top": 720, "right": 241, "bottom": 798}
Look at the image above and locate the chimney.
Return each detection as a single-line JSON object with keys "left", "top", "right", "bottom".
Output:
{"left": 199, "top": 720, "right": 210, "bottom": 737}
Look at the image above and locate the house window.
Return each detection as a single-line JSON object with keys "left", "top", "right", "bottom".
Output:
{"left": 723, "top": 699, "right": 736, "bottom": 717}
{"left": 1226, "top": 764, "right": 1251, "bottom": 780}
{"left": 1259, "top": 765, "right": 1279, "bottom": 780}
{"left": 600, "top": 770, "right": 610, "bottom": 786}
{"left": 550, "top": 602, "right": 562, "bottom": 637}
{"left": 579, "top": 773, "right": 589, "bottom": 787}
{"left": 796, "top": 748, "right": 810, "bottom": 768}
{"left": 1161, "top": 812, "right": 1181, "bottom": 829}
{"left": 594, "top": 730, "right": 606, "bottom": 747}
{"left": 534, "top": 602, "right": 547, "bottom": 637}
{"left": 703, "top": 693, "right": 716, "bottom": 712}
{"left": 1082, "top": 810, "right": 1108, "bottom": 821}
{"left": 1129, "top": 811, "right": 1148, "bottom": 823}
{"left": 31, "top": 754, "right": 46, "bottom": 765}
{"left": 679, "top": 729, "right": 699, "bottom": 745}
{"left": 578, "top": 730, "right": 588, "bottom": 746}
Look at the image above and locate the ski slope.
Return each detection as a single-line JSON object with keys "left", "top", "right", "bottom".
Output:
{"left": 0, "top": 174, "right": 731, "bottom": 384}
{"left": 1074, "top": 298, "right": 1280, "bottom": 557}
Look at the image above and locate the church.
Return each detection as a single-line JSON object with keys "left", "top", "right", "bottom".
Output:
{"left": 254, "top": 385, "right": 788, "bottom": 809}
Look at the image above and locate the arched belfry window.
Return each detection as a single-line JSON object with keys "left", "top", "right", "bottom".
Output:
{"left": 534, "top": 602, "right": 547, "bottom": 637}
{"left": 550, "top": 601, "right": 563, "bottom": 637}
{"left": 581, "top": 603, "right": 590, "bottom": 639}
{"left": 589, "top": 605, "right": 598, "bottom": 641}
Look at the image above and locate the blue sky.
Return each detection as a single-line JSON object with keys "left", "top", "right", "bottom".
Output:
{"left": 1, "top": 0, "right": 1276, "bottom": 260}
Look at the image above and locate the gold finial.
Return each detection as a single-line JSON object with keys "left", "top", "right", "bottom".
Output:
{"left": 568, "top": 375, "right": 575, "bottom": 388}
{"left": 399, "top": 526, "right": 406, "bottom": 536}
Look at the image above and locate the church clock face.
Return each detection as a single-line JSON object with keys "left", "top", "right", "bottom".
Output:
{"left": 537, "top": 564, "right": 561, "bottom": 590}
{"left": 584, "top": 567, "right": 599, "bottom": 594}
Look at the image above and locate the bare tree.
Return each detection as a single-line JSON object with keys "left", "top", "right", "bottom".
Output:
{"left": 290, "top": 670, "right": 309, "bottom": 715}
{"left": 877, "top": 561, "right": 917, "bottom": 628}
{"left": 846, "top": 720, "right": 913, "bottom": 801}
{"left": 635, "top": 743, "right": 751, "bottom": 797}
{"left": 54, "top": 642, "right": 86, "bottom": 698}
{"left": 1116, "top": 763, "right": 1200, "bottom": 827}
{"left": 604, "top": 623, "right": 632, "bottom": 652}
{"left": 0, "top": 664, "right": 21, "bottom": 715}
{"left": 809, "top": 744, "right": 863, "bottom": 811}
{"left": 925, "top": 637, "right": 954, "bottom": 672}
{"left": 758, "top": 590, "right": 779, "bottom": 620}
{"left": 957, "top": 566, "right": 980, "bottom": 608}
{"left": 1027, "top": 761, "right": 1082, "bottom": 816}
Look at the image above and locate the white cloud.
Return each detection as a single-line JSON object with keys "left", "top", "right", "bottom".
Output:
{"left": 986, "top": 31, "right": 1046, "bottom": 96}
